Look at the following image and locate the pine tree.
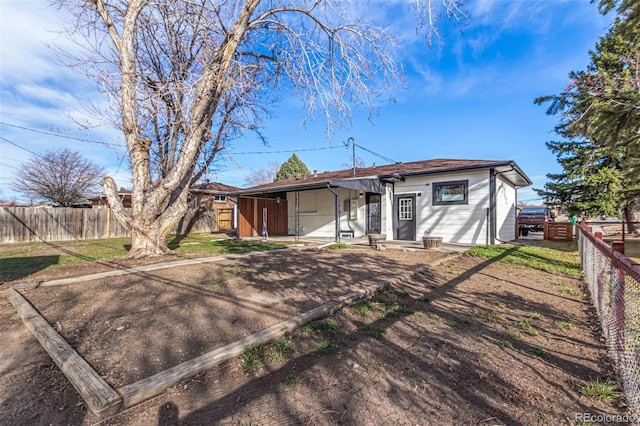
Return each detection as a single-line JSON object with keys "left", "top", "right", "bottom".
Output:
{"left": 275, "top": 154, "right": 311, "bottom": 181}
{"left": 536, "top": 3, "right": 640, "bottom": 230}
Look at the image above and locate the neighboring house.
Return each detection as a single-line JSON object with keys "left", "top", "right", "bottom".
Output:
{"left": 189, "top": 182, "right": 241, "bottom": 231}
{"left": 233, "top": 159, "right": 532, "bottom": 245}
{"left": 87, "top": 189, "right": 132, "bottom": 208}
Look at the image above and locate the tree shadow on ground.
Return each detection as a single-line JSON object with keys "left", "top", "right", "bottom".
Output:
{"left": 0, "top": 255, "right": 60, "bottom": 283}
{"left": 143, "top": 251, "right": 620, "bottom": 426}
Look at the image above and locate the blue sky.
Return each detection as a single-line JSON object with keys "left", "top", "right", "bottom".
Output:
{"left": 0, "top": 0, "right": 614, "bottom": 204}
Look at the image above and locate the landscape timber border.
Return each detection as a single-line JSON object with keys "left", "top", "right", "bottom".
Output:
{"left": 3, "top": 247, "right": 459, "bottom": 418}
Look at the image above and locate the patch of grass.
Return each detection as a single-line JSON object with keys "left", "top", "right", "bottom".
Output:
{"left": 555, "top": 321, "right": 573, "bottom": 331}
{"left": 326, "top": 243, "right": 349, "bottom": 250}
{"left": 492, "top": 339, "right": 514, "bottom": 349}
{"left": 206, "top": 279, "right": 228, "bottom": 290}
{"left": 285, "top": 375, "right": 303, "bottom": 388}
{"left": 427, "top": 312, "right": 441, "bottom": 323}
{"left": 488, "top": 300, "right": 505, "bottom": 308}
{"left": 307, "top": 320, "right": 340, "bottom": 335}
{"left": 311, "top": 339, "right": 334, "bottom": 355}
{"left": 517, "top": 319, "right": 534, "bottom": 329}
{"left": 362, "top": 325, "right": 385, "bottom": 339}
{"left": 393, "top": 289, "right": 411, "bottom": 298}
{"left": 552, "top": 280, "right": 568, "bottom": 287}
{"left": 532, "top": 347, "right": 550, "bottom": 359}
{"left": 562, "top": 287, "right": 582, "bottom": 297}
{"left": 579, "top": 379, "right": 620, "bottom": 401}
{"left": 172, "top": 238, "right": 286, "bottom": 255}
{"left": 527, "top": 312, "right": 541, "bottom": 320}
{"left": 0, "top": 234, "right": 287, "bottom": 282}
{"left": 420, "top": 295, "right": 432, "bottom": 303}
{"left": 473, "top": 309, "right": 506, "bottom": 323}
{"left": 241, "top": 345, "right": 265, "bottom": 373}
{"left": 467, "top": 244, "right": 581, "bottom": 277}
{"left": 507, "top": 331, "right": 523, "bottom": 340}
{"left": 379, "top": 301, "right": 414, "bottom": 319}
{"left": 268, "top": 337, "right": 293, "bottom": 363}
{"left": 351, "top": 300, "right": 374, "bottom": 319}
{"left": 517, "top": 319, "right": 539, "bottom": 336}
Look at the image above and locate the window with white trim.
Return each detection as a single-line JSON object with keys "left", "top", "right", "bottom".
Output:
{"left": 399, "top": 198, "right": 413, "bottom": 220}
{"left": 213, "top": 195, "right": 227, "bottom": 203}
{"left": 433, "top": 180, "right": 468, "bottom": 205}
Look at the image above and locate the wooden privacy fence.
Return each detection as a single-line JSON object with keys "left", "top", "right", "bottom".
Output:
{"left": 0, "top": 207, "right": 218, "bottom": 244}
{"left": 544, "top": 221, "right": 573, "bottom": 242}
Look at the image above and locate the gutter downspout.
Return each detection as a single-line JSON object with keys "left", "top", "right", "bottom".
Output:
{"left": 327, "top": 184, "right": 340, "bottom": 243}
{"left": 489, "top": 169, "right": 496, "bottom": 245}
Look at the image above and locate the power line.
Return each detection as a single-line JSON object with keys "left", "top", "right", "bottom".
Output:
{"left": 0, "top": 136, "right": 41, "bottom": 157}
{"left": 0, "top": 121, "right": 125, "bottom": 148}
{"left": 227, "top": 145, "right": 341, "bottom": 155}
{"left": 353, "top": 142, "right": 399, "bottom": 165}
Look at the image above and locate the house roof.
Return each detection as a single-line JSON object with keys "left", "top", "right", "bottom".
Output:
{"left": 234, "top": 158, "right": 531, "bottom": 195}
{"left": 87, "top": 190, "right": 131, "bottom": 201}
{"left": 190, "top": 182, "right": 242, "bottom": 194}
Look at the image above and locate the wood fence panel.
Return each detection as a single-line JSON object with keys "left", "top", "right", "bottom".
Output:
{"left": 0, "top": 207, "right": 219, "bottom": 244}
{"left": 544, "top": 222, "right": 573, "bottom": 242}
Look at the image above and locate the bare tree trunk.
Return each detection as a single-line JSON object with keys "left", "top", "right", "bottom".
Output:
{"left": 58, "top": 0, "right": 459, "bottom": 257}
{"left": 623, "top": 201, "right": 638, "bottom": 234}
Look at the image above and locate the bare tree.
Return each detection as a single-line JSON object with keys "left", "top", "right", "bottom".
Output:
{"left": 244, "top": 161, "right": 280, "bottom": 187}
{"left": 53, "top": 0, "right": 464, "bottom": 257}
{"left": 12, "top": 148, "right": 104, "bottom": 206}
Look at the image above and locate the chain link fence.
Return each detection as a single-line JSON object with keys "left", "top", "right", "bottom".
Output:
{"left": 577, "top": 224, "right": 640, "bottom": 417}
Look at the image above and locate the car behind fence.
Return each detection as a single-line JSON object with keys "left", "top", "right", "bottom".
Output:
{"left": 577, "top": 223, "right": 640, "bottom": 418}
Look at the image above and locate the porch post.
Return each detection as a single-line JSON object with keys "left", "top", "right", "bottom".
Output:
{"left": 327, "top": 185, "right": 340, "bottom": 243}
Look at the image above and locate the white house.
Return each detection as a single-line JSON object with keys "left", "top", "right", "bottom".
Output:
{"left": 234, "top": 159, "right": 531, "bottom": 245}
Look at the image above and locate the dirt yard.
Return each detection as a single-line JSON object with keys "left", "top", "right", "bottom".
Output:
{"left": 0, "top": 246, "right": 629, "bottom": 425}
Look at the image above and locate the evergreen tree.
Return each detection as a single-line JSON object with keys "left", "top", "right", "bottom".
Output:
{"left": 536, "top": 2, "right": 640, "bottom": 230}
{"left": 275, "top": 154, "right": 311, "bottom": 181}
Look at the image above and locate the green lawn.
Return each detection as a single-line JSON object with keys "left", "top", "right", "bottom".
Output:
{"left": 0, "top": 234, "right": 286, "bottom": 282}
{"left": 467, "top": 241, "right": 582, "bottom": 277}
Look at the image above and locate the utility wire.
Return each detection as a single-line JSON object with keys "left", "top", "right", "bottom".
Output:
{"left": 0, "top": 135, "right": 41, "bottom": 157}
{"left": 353, "top": 142, "right": 400, "bottom": 165}
{"left": 0, "top": 121, "right": 124, "bottom": 148}
{"left": 228, "top": 145, "right": 340, "bottom": 155}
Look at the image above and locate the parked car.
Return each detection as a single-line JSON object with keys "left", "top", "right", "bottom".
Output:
{"left": 518, "top": 207, "right": 555, "bottom": 236}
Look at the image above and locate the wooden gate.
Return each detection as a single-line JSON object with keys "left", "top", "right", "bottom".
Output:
{"left": 217, "top": 209, "right": 234, "bottom": 231}
{"left": 544, "top": 222, "right": 573, "bottom": 242}
{"left": 238, "top": 197, "right": 288, "bottom": 237}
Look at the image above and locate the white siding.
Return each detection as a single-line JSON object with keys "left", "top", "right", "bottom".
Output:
{"left": 287, "top": 188, "right": 367, "bottom": 237}
{"left": 394, "top": 171, "right": 491, "bottom": 244}
{"left": 495, "top": 175, "right": 517, "bottom": 242}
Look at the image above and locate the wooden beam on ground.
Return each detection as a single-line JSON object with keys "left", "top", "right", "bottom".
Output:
{"left": 3, "top": 288, "right": 122, "bottom": 417}
{"left": 118, "top": 280, "right": 387, "bottom": 408}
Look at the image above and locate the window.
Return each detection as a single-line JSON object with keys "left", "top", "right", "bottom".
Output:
{"left": 399, "top": 198, "right": 413, "bottom": 220}
{"left": 433, "top": 180, "right": 468, "bottom": 205}
{"left": 213, "top": 195, "right": 227, "bottom": 203}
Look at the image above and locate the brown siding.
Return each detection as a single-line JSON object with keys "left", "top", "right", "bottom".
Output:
{"left": 238, "top": 198, "right": 287, "bottom": 237}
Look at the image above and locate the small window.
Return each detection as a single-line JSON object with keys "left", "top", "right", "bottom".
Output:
{"left": 213, "top": 195, "right": 227, "bottom": 203}
{"left": 433, "top": 180, "right": 468, "bottom": 205}
{"left": 399, "top": 198, "right": 413, "bottom": 220}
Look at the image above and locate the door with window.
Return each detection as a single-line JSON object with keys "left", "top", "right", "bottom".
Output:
{"left": 394, "top": 195, "right": 416, "bottom": 240}
{"left": 366, "top": 193, "right": 381, "bottom": 234}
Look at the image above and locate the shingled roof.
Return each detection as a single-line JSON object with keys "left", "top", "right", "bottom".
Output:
{"left": 190, "top": 182, "right": 243, "bottom": 194}
{"left": 234, "top": 158, "right": 531, "bottom": 195}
